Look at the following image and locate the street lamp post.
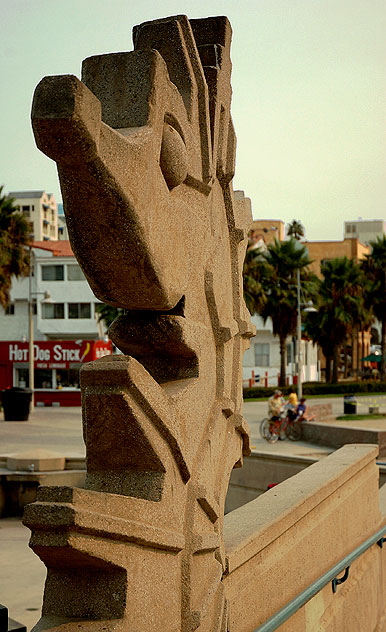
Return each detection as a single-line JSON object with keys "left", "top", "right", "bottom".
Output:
{"left": 296, "top": 268, "right": 317, "bottom": 400}
{"left": 297, "top": 268, "right": 302, "bottom": 399}
{"left": 28, "top": 247, "right": 52, "bottom": 406}
{"left": 28, "top": 289, "right": 52, "bottom": 406}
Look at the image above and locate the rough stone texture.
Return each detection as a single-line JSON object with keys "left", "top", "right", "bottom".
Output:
{"left": 223, "top": 445, "right": 385, "bottom": 631}
{"left": 24, "top": 15, "right": 254, "bottom": 631}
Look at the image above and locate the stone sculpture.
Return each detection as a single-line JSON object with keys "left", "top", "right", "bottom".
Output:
{"left": 24, "top": 15, "right": 254, "bottom": 631}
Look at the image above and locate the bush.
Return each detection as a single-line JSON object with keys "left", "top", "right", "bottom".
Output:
{"left": 243, "top": 381, "right": 386, "bottom": 399}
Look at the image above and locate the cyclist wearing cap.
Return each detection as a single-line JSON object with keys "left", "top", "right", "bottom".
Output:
{"left": 268, "top": 390, "right": 285, "bottom": 420}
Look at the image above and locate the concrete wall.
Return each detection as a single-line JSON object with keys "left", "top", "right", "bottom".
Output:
{"left": 223, "top": 445, "right": 386, "bottom": 631}
{"left": 302, "top": 422, "right": 386, "bottom": 458}
{"left": 226, "top": 452, "right": 319, "bottom": 513}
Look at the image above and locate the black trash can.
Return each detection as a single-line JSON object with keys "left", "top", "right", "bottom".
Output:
{"left": 1, "top": 387, "right": 32, "bottom": 421}
{"left": 344, "top": 394, "right": 357, "bottom": 415}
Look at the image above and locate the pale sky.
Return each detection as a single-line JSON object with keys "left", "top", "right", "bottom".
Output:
{"left": 1, "top": 0, "right": 385, "bottom": 241}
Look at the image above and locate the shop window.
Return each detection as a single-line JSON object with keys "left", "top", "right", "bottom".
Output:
{"left": 42, "top": 303, "right": 64, "bottom": 319}
{"left": 254, "top": 343, "right": 269, "bottom": 367}
{"left": 42, "top": 265, "right": 64, "bottom": 281}
{"left": 68, "top": 303, "right": 91, "bottom": 319}
{"left": 56, "top": 368, "right": 80, "bottom": 388}
{"left": 16, "top": 368, "right": 52, "bottom": 389}
{"left": 4, "top": 303, "right": 15, "bottom": 315}
{"left": 35, "top": 369, "right": 53, "bottom": 389}
{"left": 67, "top": 264, "right": 85, "bottom": 281}
{"left": 16, "top": 368, "right": 29, "bottom": 388}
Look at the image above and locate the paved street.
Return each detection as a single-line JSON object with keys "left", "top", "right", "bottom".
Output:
{"left": 1, "top": 395, "right": 386, "bottom": 629}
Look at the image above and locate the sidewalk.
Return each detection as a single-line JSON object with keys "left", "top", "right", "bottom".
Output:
{"left": 0, "top": 406, "right": 84, "bottom": 630}
{"left": 1, "top": 517, "right": 46, "bottom": 631}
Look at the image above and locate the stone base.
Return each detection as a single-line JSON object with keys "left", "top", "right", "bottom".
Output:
{"left": 302, "top": 421, "right": 386, "bottom": 456}
{"left": 0, "top": 470, "right": 85, "bottom": 517}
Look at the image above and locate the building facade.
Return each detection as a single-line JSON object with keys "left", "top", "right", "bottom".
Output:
{"left": 344, "top": 219, "right": 386, "bottom": 246}
{"left": 0, "top": 240, "right": 111, "bottom": 405}
{"left": 9, "top": 190, "right": 58, "bottom": 241}
{"left": 305, "top": 237, "right": 370, "bottom": 277}
{"left": 243, "top": 314, "right": 319, "bottom": 388}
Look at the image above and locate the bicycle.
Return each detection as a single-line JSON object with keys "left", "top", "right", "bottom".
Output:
{"left": 260, "top": 409, "right": 302, "bottom": 443}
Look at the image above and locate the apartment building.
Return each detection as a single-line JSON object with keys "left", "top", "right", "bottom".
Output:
{"left": 9, "top": 190, "right": 58, "bottom": 241}
{"left": 0, "top": 240, "right": 111, "bottom": 405}
{"left": 304, "top": 237, "right": 370, "bottom": 277}
{"left": 344, "top": 219, "right": 386, "bottom": 246}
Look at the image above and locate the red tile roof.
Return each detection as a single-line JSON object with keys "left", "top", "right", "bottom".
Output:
{"left": 32, "top": 240, "right": 74, "bottom": 257}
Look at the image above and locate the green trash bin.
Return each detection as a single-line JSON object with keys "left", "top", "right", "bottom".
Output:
{"left": 1, "top": 387, "right": 32, "bottom": 421}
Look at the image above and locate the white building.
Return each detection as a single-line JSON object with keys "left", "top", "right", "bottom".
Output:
{"left": 344, "top": 219, "right": 386, "bottom": 246}
{"left": 9, "top": 190, "right": 58, "bottom": 241}
{"left": 57, "top": 203, "right": 69, "bottom": 240}
{"left": 0, "top": 241, "right": 102, "bottom": 342}
{"left": 0, "top": 240, "right": 112, "bottom": 405}
{"left": 243, "top": 314, "right": 319, "bottom": 388}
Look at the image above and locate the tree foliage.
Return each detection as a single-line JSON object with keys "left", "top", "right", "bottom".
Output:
{"left": 0, "top": 186, "right": 30, "bottom": 309}
{"left": 244, "top": 237, "right": 317, "bottom": 386}
{"left": 287, "top": 219, "right": 305, "bottom": 241}
{"left": 304, "top": 257, "right": 367, "bottom": 382}
{"left": 95, "top": 303, "right": 123, "bottom": 331}
{"left": 361, "top": 236, "right": 386, "bottom": 379}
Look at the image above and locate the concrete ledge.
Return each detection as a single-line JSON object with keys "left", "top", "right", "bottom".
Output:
{"left": 226, "top": 452, "right": 323, "bottom": 513}
{"left": 306, "top": 402, "right": 333, "bottom": 421}
{"left": 302, "top": 421, "right": 386, "bottom": 456}
{"left": 223, "top": 445, "right": 381, "bottom": 631}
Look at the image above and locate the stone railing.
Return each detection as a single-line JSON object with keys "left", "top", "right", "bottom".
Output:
{"left": 223, "top": 445, "right": 386, "bottom": 630}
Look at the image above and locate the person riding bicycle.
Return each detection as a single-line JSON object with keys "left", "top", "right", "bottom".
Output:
{"left": 286, "top": 387, "right": 298, "bottom": 421}
{"left": 268, "top": 390, "right": 285, "bottom": 420}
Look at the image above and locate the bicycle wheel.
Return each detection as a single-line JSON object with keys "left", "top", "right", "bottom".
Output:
{"left": 287, "top": 422, "right": 302, "bottom": 441}
{"left": 267, "top": 428, "right": 279, "bottom": 443}
{"left": 260, "top": 418, "right": 271, "bottom": 440}
{"left": 260, "top": 418, "right": 279, "bottom": 443}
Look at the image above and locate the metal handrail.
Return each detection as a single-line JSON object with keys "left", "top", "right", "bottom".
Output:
{"left": 254, "top": 524, "right": 386, "bottom": 632}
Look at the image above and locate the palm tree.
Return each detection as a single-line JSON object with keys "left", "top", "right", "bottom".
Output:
{"left": 304, "top": 257, "right": 366, "bottom": 383}
{"left": 287, "top": 220, "right": 305, "bottom": 241}
{"left": 243, "top": 246, "right": 270, "bottom": 316}
{"left": 0, "top": 186, "right": 30, "bottom": 308}
{"left": 95, "top": 303, "right": 123, "bottom": 332}
{"left": 361, "top": 236, "right": 386, "bottom": 379}
{"left": 258, "top": 238, "right": 315, "bottom": 386}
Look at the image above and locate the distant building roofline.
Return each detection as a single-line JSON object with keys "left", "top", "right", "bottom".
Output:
{"left": 344, "top": 219, "right": 385, "bottom": 223}
{"left": 31, "top": 240, "right": 73, "bottom": 257}
{"left": 8, "top": 190, "right": 54, "bottom": 199}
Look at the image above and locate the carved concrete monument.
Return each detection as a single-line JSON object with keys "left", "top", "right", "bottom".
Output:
{"left": 23, "top": 14, "right": 254, "bottom": 632}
